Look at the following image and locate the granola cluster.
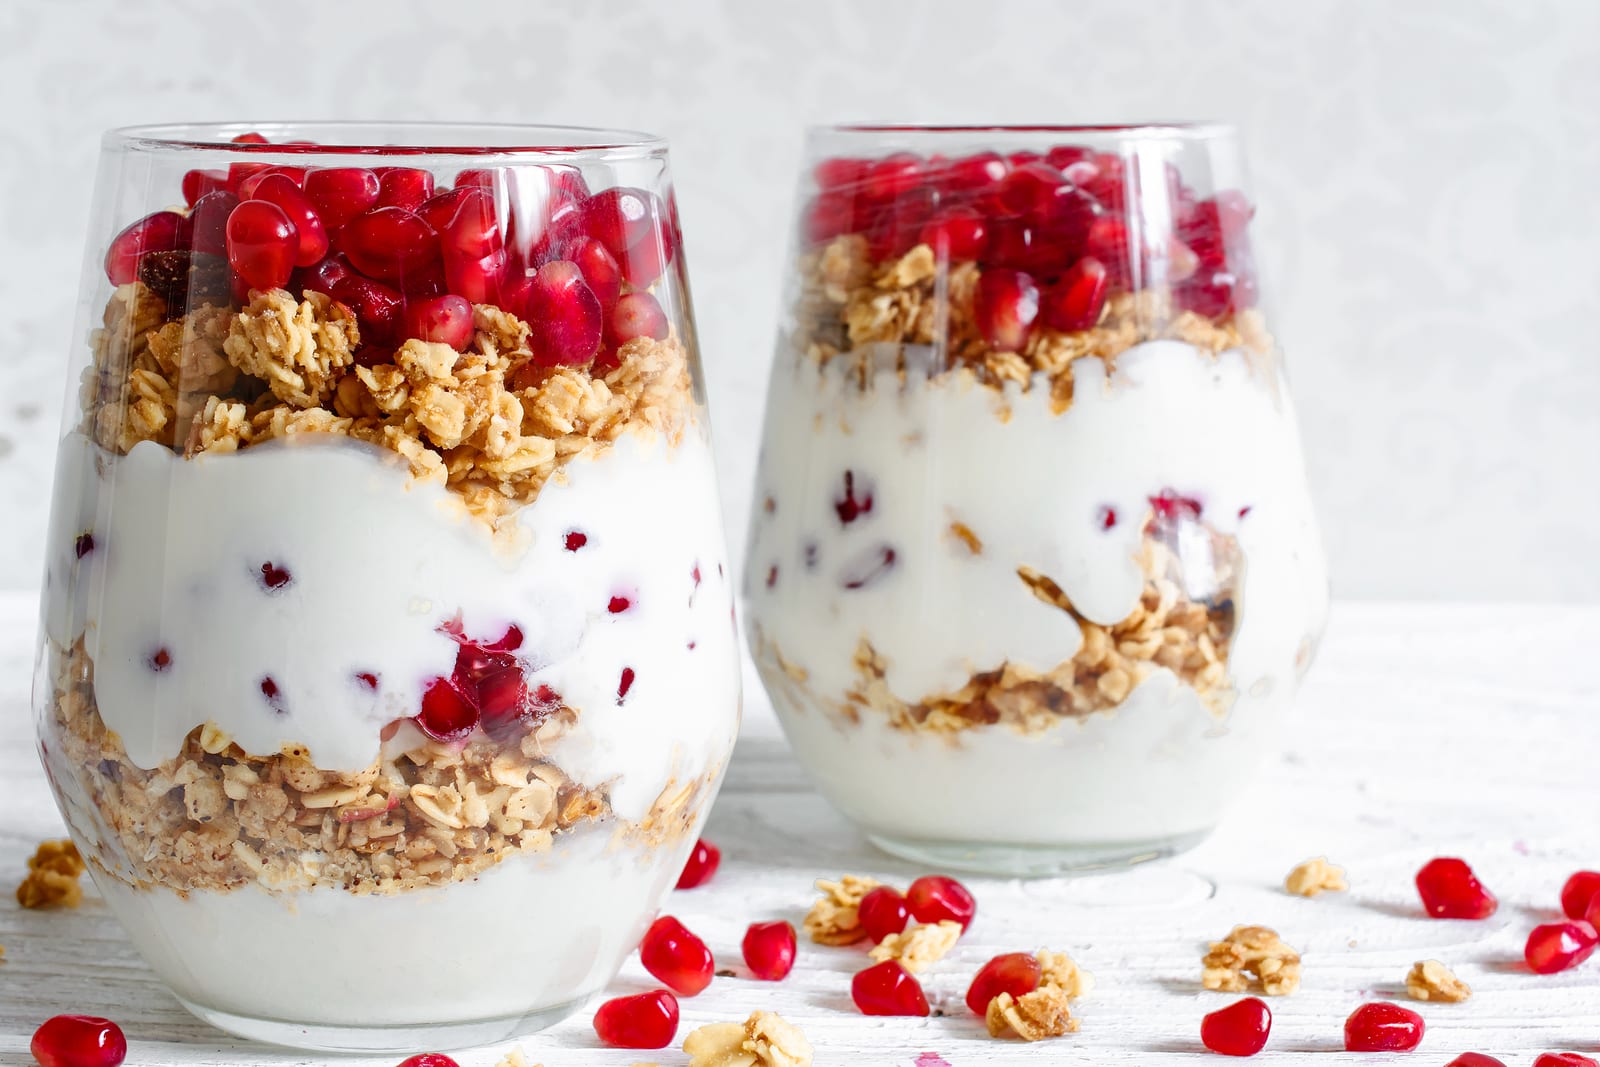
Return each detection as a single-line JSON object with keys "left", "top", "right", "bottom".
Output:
{"left": 1285, "top": 856, "right": 1349, "bottom": 898}
{"left": 47, "top": 639, "right": 709, "bottom": 896}
{"left": 802, "top": 875, "right": 881, "bottom": 945}
{"left": 1202, "top": 924, "right": 1302, "bottom": 996}
{"left": 683, "top": 1011, "right": 813, "bottom": 1067}
{"left": 986, "top": 950, "right": 1093, "bottom": 1042}
{"left": 868, "top": 919, "right": 963, "bottom": 973}
{"left": 794, "top": 236, "right": 1272, "bottom": 411}
{"left": 1406, "top": 959, "right": 1471, "bottom": 1002}
{"left": 15, "top": 839, "right": 87, "bottom": 910}
{"left": 84, "top": 283, "right": 694, "bottom": 539}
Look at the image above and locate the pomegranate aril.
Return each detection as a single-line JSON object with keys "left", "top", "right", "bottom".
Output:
{"left": 523, "top": 260, "right": 603, "bottom": 367}
{"left": 1045, "top": 144, "right": 1093, "bottom": 170}
{"left": 1444, "top": 1055, "right": 1507, "bottom": 1067}
{"left": 1041, "top": 256, "right": 1109, "bottom": 332}
{"left": 858, "top": 885, "right": 909, "bottom": 943}
{"left": 30, "top": 1014, "right": 127, "bottom": 1067}
{"left": 249, "top": 174, "right": 329, "bottom": 267}
{"left": 569, "top": 235, "right": 622, "bottom": 309}
{"left": 105, "top": 210, "right": 188, "bottom": 285}
{"left": 1343, "top": 1002, "right": 1425, "bottom": 1052}
{"left": 801, "top": 192, "right": 855, "bottom": 245}
{"left": 834, "top": 469, "right": 873, "bottom": 525}
{"left": 814, "top": 156, "right": 870, "bottom": 190}
{"left": 1535, "top": 1055, "right": 1600, "bottom": 1067}
{"left": 188, "top": 190, "right": 242, "bottom": 257}
{"left": 1559, "top": 870, "right": 1600, "bottom": 919}
{"left": 377, "top": 167, "right": 436, "bottom": 211}
{"left": 182, "top": 168, "right": 227, "bottom": 207}
{"left": 417, "top": 188, "right": 475, "bottom": 235}
{"left": 237, "top": 166, "right": 305, "bottom": 202}
{"left": 862, "top": 152, "right": 923, "bottom": 202}
{"left": 675, "top": 838, "right": 720, "bottom": 889}
{"left": 402, "top": 294, "right": 474, "bottom": 351}
{"left": 611, "top": 291, "right": 669, "bottom": 344}
{"left": 1525, "top": 920, "right": 1598, "bottom": 974}
{"left": 742, "top": 920, "right": 797, "bottom": 981}
{"left": 443, "top": 247, "right": 510, "bottom": 306}
{"left": 442, "top": 189, "right": 502, "bottom": 260}
{"left": 640, "top": 915, "right": 714, "bottom": 996}
{"left": 852, "top": 960, "right": 930, "bottom": 1016}
{"left": 620, "top": 230, "right": 673, "bottom": 288}
{"left": 973, "top": 268, "right": 1040, "bottom": 352}
{"left": 149, "top": 647, "right": 172, "bottom": 671}
{"left": 476, "top": 668, "right": 534, "bottom": 739}
{"left": 580, "top": 186, "right": 665, "bottom": 259}
{"left": 332, "top": 274, "right": 404, "bottom": 346}
{"left": 996, "top": 161, "right": 1067, "bottom": 217}
{"left": 259, "top": 561, "right": 292, "bottom": 589}
{"left": 1586, "top": 892, "right": 1600, "bottom": 928}
{"left": 919, "top": 206, "right": 988, "bottom": 261}
{"left": 304, "top": 167, "right": 380, "bottom": 229}
{"left": 1201, "top": 997, "right": 1272, "bottom": 1057}
{"left": 964, "top": 951, "right": 1041, "bottom": 1015}
{"left": 906, "top": 874, "right": 976, "bottom": 930}
{"left": 564, "top": 530, "right": 588, "bottom": 552}
{"left": 226, "top": 200, "right": 298, "bottom": 292}
{"left": 1415, "top": 857, "right": 1498, "bottom": 919}
{"left": 935, "top": 151, "right": 1008, "bottom": 194}
{"left": 592, "top": 989, "right": 679, "bottom": 1049}
{"left": 415, "top": 677, "right": 477, "bottom": 742}
{"left": 396, "top": 1056, "right": 460, "bottom": 1067}
{"left": 339, "top": 207, "right": 440, "bottom": 282}
{"left": 617, "top": 666, "right": 636, "bottom": 702}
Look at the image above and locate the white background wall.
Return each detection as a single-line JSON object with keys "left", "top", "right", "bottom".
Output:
{"left": 1, "top": 0, "right": 1595, "bottom": 599}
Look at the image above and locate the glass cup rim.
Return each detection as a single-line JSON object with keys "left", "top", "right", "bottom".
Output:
{"left": 105, "top": 121, "right": 669, "bottom": 163}
{"left": 813, "top": 120, "right": 1236, "bottom": 140}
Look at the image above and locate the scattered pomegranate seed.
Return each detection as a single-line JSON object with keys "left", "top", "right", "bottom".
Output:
{"left": 592, "top": 989, "right": 679, "bottom": 1049}
{"left": 188, "top": 191, "right": 241, "bottom": 257}
{"left": 339, "top": 207, "right": 440, "bottom": 282}
{"left": 852, "top": 960, "right": 930, "bottom": 1016}
{"left": 611, "top": 291, "right": 669, "bottom": 344}
{"left": 104, "top": 211, "right": 188, "bottom": 285}
{"left": 834, "top": 470, "right": 873, "bottom": 524}
{"left": 608, "top": 595, "right": 632, "bottom": 614}
{"left": 402, "top": 294, "right": 474, "bottom": 351}
{"left": 356, "top": 671, "right": 379, "bottom": 690}
{"left": 814, "top": 156, "right": 870, "bottom": 190}
{"left": 1344, "top": 1002, "right": 1425, "bottom": 1052}
{"left": 259, "top": 562, "right": 292, "bottom": 590}
{"left": 859, "top": 885, "right": 911, "bottom": 943}
{"left": 973, "top": 268, "right": 1040, "bottom": 352}
{"left": 182, "top": 169, "right": 228, "bottom": 207}
{"left": 1534, "top": 1054, "right": 1599, "bottom": 1067}
{"left": 742, "top": 920, "right": 797, "bottom": 981}
{"left": 523, "top": 260, "right": 603, "bottom": 366}
{"left": 1560, "top": 871, "right": 1600, "bottom": 919}
{"left": 1585, "top": 892, "right": 1600, "bottom": 929}
{"left": 919, "top": 206, "right": 988, "bottom": 260}
{"left": 1098, "top": 505, "right": 1118, "bottom": 530}
{"left": 640, "top": 916, "right": 714, "bottom": 996}
{"left": 569, "top": 235, "right": 623, "bottom": 309}
{"left": 1525, "top": 920, "right": 1598, "bottom": 974}
{"left": 226, "top": 200, "right": 298, "bottom": 292}
{"left": 331, "top": 274, "right": 404, "bottom": 346}
{"left": 74, "top": 533, "right": 95, "bottom": 559}
{"left": 30, "top": 1015, "right": 127, "bottom": 1067}
{"left": 149, "top": 647, "right": 172, "bottom": 672}
{"left": 617, "top": 666, "right": 636, "bottom": 702}
{"left": 965, "top": 952, "right": 1042, "bottom": 1015}
{"left": 304, "top": 168, "right": 381, "bottom": 229}
{"left": 564, "top": 530, "right": 588, "bottom": 552}
{"left": 377, "top": 168, "right": 436, "bottom": 212}
{"left": 862, "top": 153, "right": 923, "bottom": 202}
{"left": 416, "top": 677, "right": 476, "bottom": 742}
{"left": 1201, "top": 997, "right": 1272, "bottom": 1057}
{"left": 1416, "top": 857, "right": 1499, "bottom": 919}
{"left": 248, "top": 174, "right": 329, "bottom": 267}
{"left": 1444, "top": 1055, "right": 1507, "bottom": 1067}
{"left": 676, "top": 838, "right": 721, "bottom": 888}
{"left": 907, "top": 874, "right": 976, "bottom": 930}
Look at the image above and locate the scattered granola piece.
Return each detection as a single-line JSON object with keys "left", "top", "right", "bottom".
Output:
{"left": 804, "top": 874, "right": 881, "bottom": 945}
{"left": 1202, "top": 924, "right": 1302, "bottom": 996}
{"left": 1285, "top": 856, "right": 1348, "bottom": 897}
{"left": 985, "top": 988, "right": 1078, "bottom": 1041}
{"left": 1405, "top": 959, "right": 1471, "bottom": 1002}
{"left": 494, "top": 1050, "right": 537, "bottom": 1067}
{"left": 869, "top": 920, "right": 963, "bottom": 973}
{"left": 16, "top": 839, "right": 86, "bottom": 909}
{"left": 1037, "top": 949, "right": 1094, "bottom": 999}
{"left": 683, "top": 1011, "right": 812, "bottom": 1067}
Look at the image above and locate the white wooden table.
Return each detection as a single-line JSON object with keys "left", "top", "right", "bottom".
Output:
{"left": 2, "top": 596, "right": 1597, "bottom": 1066}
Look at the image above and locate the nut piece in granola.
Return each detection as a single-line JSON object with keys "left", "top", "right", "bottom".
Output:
{"left": 1285, "top": 856, "right": 1348, "bottom": 897}
{"left": 1202, "top": 924, "right": 1302, "bottom": 996}
{"left": 869, "top": 919, "right": 963, "bottom": 973}
{"left": 804, "top": 874, "right": 881, "bottom": 945}
{"left": 1037, "top": 949, "right": 1094, "bottom": 999}
{"left": 1405, "top": 959, "right": 1471, "bottom": 1002}
{"left": 985, "top": 988, "right": 1078, "bottom": 1041}
{"left": 15, "top": 839, "right": 86, "bottom": 909}
{"left": 684, "top": 1011, "right": 813, "bottom": 1067}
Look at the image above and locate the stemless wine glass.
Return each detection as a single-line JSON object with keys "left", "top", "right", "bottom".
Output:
{"left": 745, "top": 124, "right": 1328, "bottom": 876}
{"left": 35, "top": 123, "right": 740, "bottom": 1052}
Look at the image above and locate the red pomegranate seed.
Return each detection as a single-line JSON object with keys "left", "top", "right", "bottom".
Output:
{"left": 1045, "top": 144, "right": 1093, "bottom": 170}
{"left": 617, "top": 666, "right": 636, "bottom": 702}
{"left": 356, "top": 671, "right": 379, "bottom": 690}
{"left": 1041, "top": 256, "right": 1109, "bottom": 332}
{"left": 564, "top": 530, "right": 588, "bottom": 552}
{"left": 1535, "top": 1055, "right": 1599, "bottom": 1067}
{"left": 580, "top": 187, "right": 663, "bottom": 258}
{"left": 1416, "top": 857, "right": 1499, "bottom": 919}
{"left": 402, "top": 294, "right": 474, "bottom": 351}
{"left": 1560, "top": 870, "right": 1600, "bottom": 919}
{"left": 611, "top": 292, "right": 669, "bottom": 343}
{"left": 188, "top": 191, "right": 241, "bottom": 256}
{"left": 226, "top": 200, "right": 298, "bottom": 291}
{"left": 862, "top": 153, "right": 923, "bottom": 202}
{"left": 742, "top": 920, "right": 797, "bottom": 981}
{"left": 1344, "top": 1002, "right": 1425, "bottom": 1052}
{"left": 973, "top": 268, "right": 1039, "bottom": 352}
{"left": 834, "top": 470, "right": 873, "bottom": 525}
{"left": 377, "top": 168, "right": 436, "bottom": 211}
{"left": 523, "top": 260, "right": 603, "bottom": 366}
{"left": 608, "top": 595, "right": 632, "bottom": 614}
{"left": 30, "top": 1015, "right": 127, "bottom": 1067}
{"left": 936, "top": 151, "right": 1008, "bottom": 194}
{"left": 291, "top": 255, "right": 350, "bottom": 299}
{"left": 331, "top": 274, "right": 404, "bottom": 346}
{"left": 593, "top": 989, "right": 678, "bottom": 1049}
{"left": 569, "top": 235, "right": 622, "bottom": 309}
{"left": 443, "top": 247, "right": 509, "bottom": 305}
{"left": 182, "top": 169, "right": 228, "bottom": 207}
{"left": 996, "top": 161, "right": 1067, "bottom": 217}
{"left": 859, "top": 885, "right": 910, "bottom": 943}
{"left": 105, "top": 210, "right": 188, "bottom": 285}
{"left": 919, "top": 206, "right": 988, "bottom": 260}
{"left": 259, "top": 562, "right": 292, "bottom": 589}
{"left": 814, "top": 156, "right": 870, "bottom": 190}
{"left": 1201, "top": 997, "right": 1272, "bottom": 1057}
{"left": 417, "top": 188, "right": 474, "bottom": 234}
{"left": 304, "top": 168, "right": 380, "bottom": 229}
{"left": 396, "top": 1057, "right": 459, "bottom": 1067}
{"left": 620, "top": 231, "right": 672, "bottom": 289}
{"left": 236, "top": 166, "right": 306, "bottom": 202}
{"left": 441, "top": 188, "right": 503, "bottom": 260}
{"left": 801, "top": 192, "right": 855, "bottom": 245}
{"left": 1525, "top": 921, "right": 1598, "bottom": 974}
{"left": 1150, "top": 491, "right": 1203, "bottom": 522}
{"left": 640, "top": 916, "right": 714, "bottom": 996}
{"left": 676, "top": 838, "right": 720, "bottom": 888}
{"left": 149, "top": 647, "right": 172, "bottom": 671}
{"left": 249, "top": 174, "right": 329, "bottom": 267}
{"left": 852, "top": 960, "right": 930, "bottom": 1016}
{"left": 906, "top": 874, "right": 976, "bottom": 930}
{"left": 74, "top": 533, "right": 95, "bottom": 558}
{"left": 1586, "top": 892, "right": 1600, "bottom": 929}
{"left": 965, "top": 952, "right": 1042, "bottom": 1015}
{"left": 339, "top": 207, "right": 440, "bottom": 282}
{"left": 415, "top": 677, "right": 477, "bottom": 742}
{"left": 1444, "top": 1055, "right": 1507, "bottom": 1067}
{"left": 474, "top": 668, "right": 531, "bottom": 739}
{"left": 1098, "top": 505, "right": 1118, "bottom": 530}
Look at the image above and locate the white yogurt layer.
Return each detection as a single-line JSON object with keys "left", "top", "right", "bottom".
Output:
{"left": 43, "top": 427, "right": 740, "bottom": 822}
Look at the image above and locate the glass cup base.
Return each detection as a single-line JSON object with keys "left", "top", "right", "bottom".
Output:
{"left": 175, "top": 994, "right": 586, "bottom": 1054}
{"left": 865, "top": 828, "right": 1212, "bottom": 878}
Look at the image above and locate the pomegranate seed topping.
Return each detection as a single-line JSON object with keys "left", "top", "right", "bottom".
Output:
{"left": 906, "top": 874, "right": 976, "bottom": 930}
{"left": 1560, "top": 870, "right": 1600, "bottom": 919}
{"left": 1444, "top": 1055, "right": 1507, "bottom": 1067}
{"left": 676, "top": 838, "right": 720, "bottom": 889}
{"left": 331, "top": 274, "right": 404, "bottom": 346}
{"left": 996, "top": 161, "right": 1067, "bottom": 217}
{"left": 441, "top": 189, "right": 503, "bottom": 260}
{"left": 149, "top": 647, "right": 172, "bottom": 672}
{"left": 834, "top": 470, "right": 874, "bottom": 524}
{"left": 377, "top": 168, "right": 436, "bottom": 212}
{"left": 742, "top": 920, "right": 797, "bottom": 980}
{"left": 863, "top": 153, "right": 923, "bottom": 202}
{"left": 611, "top": 292, "right": 669, "bottom": 344}
{"left": 580, "top": 187, "right": 664, "bottom": 259}
{"left": 182, "top": 169, "right": 228, "bottom": 207}
{"left": 1041, "top": 256, "right": 1109, "bottom": 332}
{"left": 608, "top": 595, "right": 632, "bottom": 614}
{"left": 617, "top": 666, "right": 636, "bottom": 702}
{"left": 859, "top": 885, "right": 910, "bottom": 943}
{"left": 1007, "top": 150, "right": 1043, "bottom": 168}
{"left": 569, "top": 236, "right": 623, "bottom": 309}
{"left": 640, "top": 916, "right": 714, "bottom": 996}
{"left": 105, "top": 211, "right": 188, "bottom": 285}
{"left": 304, "top": 168, "right": 380, "bottom": 229}
{"left": 416, "top": 677, "right": 477, "bottom": 742}
{"left": 973, "top": 268, "right": 1040, "bottom": 352}
{"left": 801, "top": 192, "right": 855, "bottom": 245}
{"left": 74, "top": 533, "right": 95, "bottom": 559}
{"left": 620, "top": 232, "right": 673, "bottom": 289}
{"left": 919, "top": 206, "right": 988, "bottom": 261}
{"left": 1045, "top": 144, "right": 1093, "bottom": 170}
{"left": 236, "top": 166, "right": 306, "bottom": 202}
{"left": 292, "top": 254, "right": 351, "bottom": 298}
{"left": 814, "top": 156, "right": 870, "bottom": 190}
{"left": 188, "top": 191, "right": 241, "bottom": 256}
{"left": 260, "top": 675, "right": 284, "bottom": 709}
{"left": 443, "top": 247, "right": 510, "bottom": 306}
{"left": 226, "top": 200, "right": 298, "bottom": 292}
{"left": 339, "top": 207, "right": 440, "bottom": 282}
{"left": 30, "top": 1015, "right": 127, "bottom": 1067}
{"left": 249, "top": 174, "right": 329, "bottom": 267}
{"left": 523, "top": 260, "right": 603, "bottom": 366}
{"left": 1201, "top": 997, "right": 1272, "bottom": 1056}
{"left": 936, "top": 151, "right": 1009, "bottom": 193}
{"left": 396, "top": 1056, "right": 459, "bottom": 1067}
{"left": 564, "top": 530, "right": 588, "bottom": 551}
{"left": 964, "top": 952, "right": 1042, "bottom": 1015}
{"left": 259, "top": 562, "right": 292, "bottom": 589}
{"left": 593, "top": 989, "right": 678, "bottom": 1049}
{"left": 417, "top": 188, "right": 474, "bottom": 234}
{"left": 1416, "top": 857, "right": 1499, "bottom": 919}
{"left": 1535, "top": 1055, "right": 1600, "bottom": 1067}
{"left": 402, "top": 294, "right": 474, "bottom": 351}
{"left": 852, "top": 960, "right": 930, "bottom": 1016}
{"left": 1525, "top": 920, "right": 1598, "bottom": 974}
{"left": 1344, "top": 1002, "right": 1425, "bottom": 1052}
{"left": 1098, "top": 505, "right": 1117, "bottom": 530}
